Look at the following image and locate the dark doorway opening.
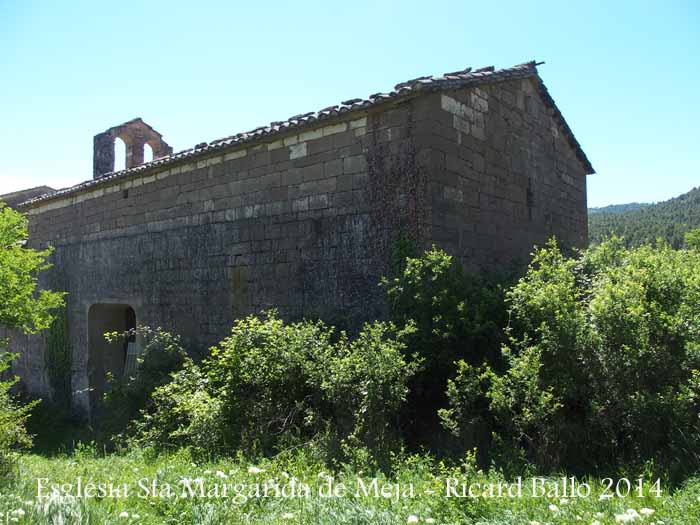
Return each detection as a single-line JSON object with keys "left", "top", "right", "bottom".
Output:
{"left": 87, "top": 304, "right": 136, "bottom": 408}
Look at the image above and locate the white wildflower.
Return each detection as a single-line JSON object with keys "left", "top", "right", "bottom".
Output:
{"left": 11, "top": 509, "right": 25, "bottom": 517}
{"left": 529, "top": 521, "right": 541, "bottom": 525}
{"left": 132, "top": 514, "right": 140, "bottom": 520}
{"left": 407, "top": 515, "right": 419, "bottom": 523}
{"left": 204, "top": 469, "right": 212, "bottom": 475}
{"left": 215, "top": 470, "right": 228, "bottom": 479}
{"left": 281, "top": 513, "right": 295, "bottom": 520}
{"left": 549, "top": 504, "right": 559, "bottom": 512}
{"left": 595, "top": 513, "right": 604, "bottom": 518}
{"left": 640, "top": 508, "right": 655, "bottom": 516}
{"left": 426, "top": 519, "right": 436, "bottom": 524}
{"left": 248, "top": 466, "right": 265, "bottom": 475}
{"left": 592, "top": 521, "right": 602, "bottom": 525}
{"left": 560, "top": 497, "right": 569, "bottom": 505}
{"left": 615, "top": 509, "right": 641, "bottom": 523}
{"left": 119, "top": 511, "right": 129, "bottom": 519}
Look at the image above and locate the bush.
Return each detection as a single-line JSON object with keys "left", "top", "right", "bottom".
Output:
{"left": 686, "top": 228, "right": 700, "bottom": 250}
{"left": 129, "top": 313, "right": 417, "bottom": 467}
{"left": 0, "top": 352, "right": 37, "bottom": 478}
{"left": 99, "top": 326, "right": 189, "bottom": 442}
{"left": 381, "top": 246, "right": 511, "bottom": 449}
{"left": 441, "top": 238, "right": 700, "bottom": 479}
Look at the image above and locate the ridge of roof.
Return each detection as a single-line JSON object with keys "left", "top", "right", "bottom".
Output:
{"left": 1, "top": 186, "right": 55, "bottom": 200}
{"left": 102, "top": 117, "right": 167, "bottom": 138}
{"left": 20, "top": 60, "right": 593, "bottom": 208}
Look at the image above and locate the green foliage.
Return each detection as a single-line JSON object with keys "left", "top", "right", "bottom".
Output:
{"left": 0, "top": 202, "right": 64, "bottom": 333}
{"left": 589, "top": 202, "right": 650, "bottom": 215}
{"left": 100, "top": 326, "right": 189, "bottom": 442}
{"left": 388, "top": 233, "right": 417, "bottom": 277}
{"left": 382, "top": 245, "right": 512, "bottom": 369}
{"left": 0, "top": 203, "right": 63, "bottom": 474}
{"left": 6, "top": 449, "right": 699, "bottom": 524}
{"left": 45, "top": 307, "right": 71, "bottom": 409}
{"left": 686, "top": 228, "right": 700, "bottom": 250}
{"left": 441, "top": 238, "right": 700, "bottom": 479}
{"left": 321, "top": 321, "right": 418, "bottom": 463}
{"left": 130, "top": 313, "right": 416, "bottom": 466}
{"left": 589, "top": 186, "right": 700, "bottom": 248}
{"left": 0, "top": 352, "right": 37, "bottom": 478}
{"left": 381, "top": 246, "right": 512, "bottom": 448}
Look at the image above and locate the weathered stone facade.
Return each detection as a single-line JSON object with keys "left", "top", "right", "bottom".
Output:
{"left": 11, "top": 62, "right": 593, "bottom": 413}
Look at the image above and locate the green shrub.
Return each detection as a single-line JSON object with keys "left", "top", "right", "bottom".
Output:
{"left": 314, "top": 321, "right": 419, "bottom": 465}
{"left": 0, "top": 352, "right": 37, "bottom": 478}
{"left": 441, "top": 238, "right": 700, "bottom": 479}
{"left": 686, "top": 228, "right": 700, "bottom": 250}
{"left": 381, "top": 246, "right": 512, "bottom": 449}
{"left": 130, "top": 313, "right": 416, "bottom": 466}
{"left": 131, "top": 361, "right": 222, "bottom": 455}
{"left": 99, "top": 326, "right": 189, "bottom": 443}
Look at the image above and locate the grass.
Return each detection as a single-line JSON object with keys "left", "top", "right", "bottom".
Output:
{"left": 0, "top": 447, "right": 698, "bottom": 524}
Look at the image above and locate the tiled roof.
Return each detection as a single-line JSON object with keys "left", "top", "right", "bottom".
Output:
{"left": 20, "top": 60, "right": 593, "bottom": 208}
{"left": 2, "top": 186, "right": 56, "bottom": 209}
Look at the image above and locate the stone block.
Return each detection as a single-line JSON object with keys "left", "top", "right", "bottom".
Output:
{"left": 343, "top": 155, "right": 367, "bottom": 174}
{"left": 299, "top": 128, "right": 323, "bottom": 142}
{"left": 289, "top": 142, "right": 307, "bottom": 160}
{"left": 302, "top": 163, "right": 324, "bottom": 182}
{"left": 324, "top": 159, "right": 343, "bottom": 178}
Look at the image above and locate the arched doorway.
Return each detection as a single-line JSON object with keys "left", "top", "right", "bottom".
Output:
{"left": 87, "top": 304, "right": 136, "bottom": 407}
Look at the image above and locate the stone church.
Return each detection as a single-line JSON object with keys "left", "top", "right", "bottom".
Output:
{"left": 6, "top": 61, "right": 593, "bottom": 413}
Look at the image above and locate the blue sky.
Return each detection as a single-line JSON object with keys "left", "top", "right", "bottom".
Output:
{"left": 1, "top": 0, "right": 698, "bottom": 207}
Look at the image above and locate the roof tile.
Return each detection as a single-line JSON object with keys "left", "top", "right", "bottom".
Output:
{"left": 20, "top": 60, "right": 593, "bottom": 207}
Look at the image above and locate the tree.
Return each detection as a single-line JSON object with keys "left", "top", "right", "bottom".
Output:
{"left": 588, "top": 186, "right": 700, "bottom": 248}
{"left": 0, "top": 203, "right": 64, "bottom": 333}
{"left": 685, "top": 228, "right": 700, "bottom": 250}
{"left": 0, "top": 201, "right": 64, "bottom": 474}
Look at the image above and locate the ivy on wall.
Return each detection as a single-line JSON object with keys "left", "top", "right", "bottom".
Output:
{"left": 45, "top": 308, "right": 71, "bottom": 408}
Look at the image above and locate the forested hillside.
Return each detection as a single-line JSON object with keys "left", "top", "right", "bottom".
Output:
{"left": 589, "top": 186, "right": 700, "bottom": 247}
{"left": 588, "top": 202, "right": 649, "bottom": 215}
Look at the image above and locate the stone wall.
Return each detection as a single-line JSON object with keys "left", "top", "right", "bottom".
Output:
{"left": 14, "top": 77, "right": 589, "bottom": 412}
{"left": 424, "top": 77, "right": 588, "bottom": 270}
